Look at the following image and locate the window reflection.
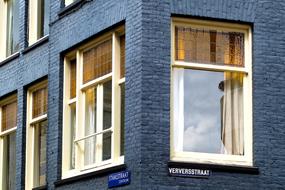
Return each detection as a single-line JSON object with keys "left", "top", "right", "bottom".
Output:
{"left": 6, "top": 0, "right": 20, "bottom": 56}
{"left": 173, "top": 69, "right": 244, "bottom": 155}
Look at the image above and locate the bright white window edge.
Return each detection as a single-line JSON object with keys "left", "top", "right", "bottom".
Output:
{"left": 65, "top": 0, "right": 76, "bottom": 7}
{"left": 62, "top": 27, "right": 125, "bottom": 179}
{"left": 170, "top": 18, "right": 253, "bottom": 167}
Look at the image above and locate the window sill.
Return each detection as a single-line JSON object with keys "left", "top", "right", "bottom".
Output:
{"left": 54, "top": 164, "right": 126, "bottom": 187}
{"left": 58, "top": 0, "right": 88, "bottom": 18}
{"left": 32, "top": 185, "right": 47, "bottom": 190}
{"left": 168, "top": 161, "right": 259, "bottom": 174}
{"left": 0, "top": 52, "right": 20, "bottom": 67}
{"left": 22, "top": 36, "right": 49, "bottom": 54}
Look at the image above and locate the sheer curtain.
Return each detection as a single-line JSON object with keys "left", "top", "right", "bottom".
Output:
{"left": 173, "top": 68, "right": 184, "bottom": 152}
{"left": 85, "top": 89, "right": 96, "bottom": 165}
{"left": 221, "top": 72, "right": 244, "bottom": 155}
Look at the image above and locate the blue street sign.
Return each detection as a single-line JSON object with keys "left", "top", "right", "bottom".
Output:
{"left": 108, "top": 171, "right": 131, "bottom": 188}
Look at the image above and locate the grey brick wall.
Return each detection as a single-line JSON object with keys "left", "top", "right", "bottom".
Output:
{"left": 1, "top": 0, "right": 285, "bottom": 189}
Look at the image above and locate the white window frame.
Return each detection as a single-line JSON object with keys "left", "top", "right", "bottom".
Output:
{"left": 0, "top": 94, "right": 17, "bottom": 190}
{"left": 0, "top": 0, "right": 19, "bottom": 61}
{"left": 170, "top": 18, "right": 253, "bottom": 166}
{"left": 62, "top": 27, "right": 125, "bottom": 179}
{"left": 25, "top": 80, "right": 48, "bottom": 190}
{"left": 28, "top": 0, "right": 49, "bottom": 45}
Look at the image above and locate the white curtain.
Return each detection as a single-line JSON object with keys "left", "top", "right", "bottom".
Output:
{"left": 221, "top": 72, "right": 244, "bottom": 155}
{"left": 85, "top": 89, "right": 96, "bottom": 165}
{"left": 173, "top": 69, "right": 184, "bottom": 152}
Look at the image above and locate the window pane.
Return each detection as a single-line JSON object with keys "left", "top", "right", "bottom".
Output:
{"left": 70, "top": 59, "right": 77, "bottom": 99}
{"left": 173, "top": 69, "right": 244, "bottom": 155}
{"left": 102, "top": 81, "right": 112, "bottom": 161}
{"left": 84, "top": 88, "right": 97, "bottom": 165}
{"left": 103, "top": 81, "right": 112, "bottom": 130}
{"left": 39, "top": 121, "right": 47, "bottom": 186}
{"left": 102, "top": 131, "right": 111, "bottom": 161}
{"left": 6, "top": 0, "right": 20, "bottom": 56}
{"left": 43, "top": 0, "right": 49, "bottom": 36}
{"left": 32, "top": 87, "right": 48, "bottom": 118}
{"left": 175, "top": 27, "right": 244, "bottom": 66}
{"left": 1, "top": 101, "right": 17, "bottom": 132}
{"left": 39, "top": 0, "right": 50, "bottom": 38}
{"left": 120, "top": 35, "right": 125, "bottom": 78}
{"left": 4, "top": 132, "right": 16, "bottom": 190}
{"left": 33, "top": 120, "right": 47, "bottom": 187}
{"left": 84, "top": 136, "right": 96, "bottom": 166}
{"left": 83, "top": 40, "right": 112, "bottom": 83}
{"left": 69, "top": 103, "right": 76, "bottom": 169}
{"left": 120, "top": 83, "right": 125, "bottom": 156}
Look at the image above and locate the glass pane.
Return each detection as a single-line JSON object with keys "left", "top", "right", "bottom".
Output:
{"left": 120, "top": 35, "right": 125, "bottom": 78}
{"left": 32, "top": 86, "right": 48, "bottom": 119}
{"left": 1, "top": 101, "right": 17, "bottom": 132}
{"left": 34, "top": 120, "right": 47, "bottom": 187}
{"left": 120, "top": 83, "right": 125, "bottom": 156}
{"left": 175, "top": 27, "right": 244, "bottom": 66}
{"left": 103, "top": 81, "right": 112, "bottom": 130}
{"left": 84, "top": 88, "right": 97, "bottom": 165}
{"left": 173, "top": 69, "right": 244, "bottom": 155}
{"left": 83, "top": 40, "right": 112, "bottom": 83}
{"left": 43, "top": 0, "right": 49, "bottom": 36}
{"left": 69, "top": 59, "right": 77, "bottom": 99}
{"left": 39, "top": 121, "right": 47, "bottom": 186}
{"left": 69, "top": 103, "right": 76, "bottom": 169}
{"left": 4, "top": 132, "right": 16, "bottom": 190}
{"left": 6, "top": 0, "right": 20, "bottom": 56}
{"left": 102, "top": 131, "right": 112, "bottom": 161}
{"left": 38, "top": 0, "right": 50, "bottom": 38}
{"left": 84, "top": 136, "right": 96, "bottom": 166}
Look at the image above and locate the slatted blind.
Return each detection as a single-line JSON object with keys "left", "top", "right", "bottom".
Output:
{"left": 120, "top": 35, "right": 125, "bottom": 78}
{"left": 1, "top": 101, "right": 17, "bottom": 132}
{"left": 83, "top": 40, "right": 112, "bottom": 84}
{"left": 175, "top": 27, "right": 244, "bottom": 66}
{"left": 32, "top": 87, "right": 48, "bottom": 119}
{"left": 70, "top": 59, "right": 77, "bottom": 99}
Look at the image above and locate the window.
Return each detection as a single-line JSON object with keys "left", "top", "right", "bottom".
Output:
{"left": 171, "top": 18, "right": 252, "bottom": 166}
{"left": 0, "top": 95, "right": 17, "bottom": 190}
{"left": 25, "top": 81, "right": 48, "bottom": 189}
{"left": 28, "top": 0, "right": 50, "bottom": 45}
{"left": 0, "top": 0, "right": 20, "bottom": 61}
{"left": 64, "top": 0, "right": 76, "bottom": 6}
{"left": 62, "top": 28, "right": 125, "bottom": 178}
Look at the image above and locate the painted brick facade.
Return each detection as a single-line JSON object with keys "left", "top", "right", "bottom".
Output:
{"left": 1, "top": 0, "right": 285, "bottom": 189}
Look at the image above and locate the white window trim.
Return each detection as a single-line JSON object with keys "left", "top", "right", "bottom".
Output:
{"left": 62, "top": 27, "right": 125, "bottom": 179}
{"left": 170, "top": 18, "right": 253, "bottom": 166}
{"left": 25, "top": 80, "right": 48, "bottom": 190}
{"left": 0, "top": 94, "right": 17, "bottom": 190}
{"left": 28, "top": 0, "right": 49, "bottom": 46}
{"left": 0, "top": 0, "right": 19, "bottom": 61}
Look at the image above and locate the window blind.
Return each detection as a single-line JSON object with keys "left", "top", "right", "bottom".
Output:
{"left": 70, "top": 59, "right": 76, "bottom": 99}
{"left": 120, "top": 35, "right": 125, "bottom": 78}
{"left": 83, "top": 40, "right": 112, "bottom": 84}
{"left": 32, "top": 87, "right": 48, "bottom": 118}
{"left": 1, "top": 101, "right": 17, "bottom": 131}
{"left": 175, "top": 27, "right": 244, "bottom": 66}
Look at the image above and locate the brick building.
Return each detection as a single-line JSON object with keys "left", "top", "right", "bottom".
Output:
{"left": 0, "top": 0, "right": 285, "bottom": 189}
